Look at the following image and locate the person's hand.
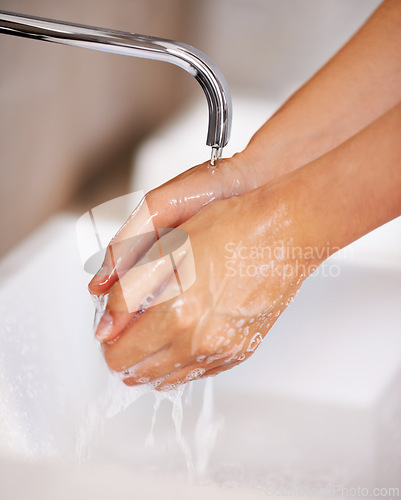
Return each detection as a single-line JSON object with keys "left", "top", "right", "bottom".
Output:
{"left": 87, "top": 0, "right": 401, "bottom": 389}
{"left": 94, "top": 177, "right": 320, "bottom": 390}
{"left": 88, "top": 154, "right": 265, "bottom": 297}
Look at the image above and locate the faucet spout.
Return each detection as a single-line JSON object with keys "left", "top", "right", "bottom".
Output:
{"left": 0, "top": 11, "right": 232, "bottom": 163}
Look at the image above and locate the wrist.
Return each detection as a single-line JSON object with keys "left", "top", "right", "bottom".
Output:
{"left": 262, "top": 103, "right": 401, "bottom": 265}
{"left": 241, "top": 109, "right": 335, "bottom": 189}
{"left": 254, "top": 158, "right": 346, "bottom": 273}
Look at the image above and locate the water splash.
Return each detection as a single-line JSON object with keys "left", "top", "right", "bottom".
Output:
{"left": 75, "top": 371, "right": 147, "bottom": 463}
{"left": 77, "top": 296, "right": 223, "bottom": 475}
{"left": 92, "top": 294, "right": 108, "bottom": 331}
{"left": 195, "top": 377, "right": 223, "bottom": 476}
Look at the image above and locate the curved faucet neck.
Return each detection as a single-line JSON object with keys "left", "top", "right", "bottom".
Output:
{"left": 0, "top": 10, "right": 232, "bottom": 163}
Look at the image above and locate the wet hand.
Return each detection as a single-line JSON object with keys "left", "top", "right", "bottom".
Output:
{"left": 94, "top": 179, "right": 319, "bottom": 390}
{"left": 87, "top": 151, "right": 274, "bottom": 297}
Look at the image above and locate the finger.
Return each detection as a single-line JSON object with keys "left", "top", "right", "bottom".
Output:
{"left": 202, "top": 359, "right": 245, "bottom": 378}
{"left": 88, "top": 195, "right": 158, "bottom": 296}
{"left": 101, "top": 309, "right": 174, "bottom": 373}
{"left": 95, "top": 255, "right": 179, "bottom": 342}
{"left": 88, "top": 158, "right": 243, "bottom": 296}
{"left": 94, "top": 229, "right": 190, "bottom": 342}
{"left": 154, "top": 363, "right": 207, "bottom": 391}
{"left": 120, "top": 346, "right": 194, "bottom": 386}
{"left": 88, "top": 167, "right": 201, "bottom": 296}
{"left": 155, "top": 348, "right": 253, "bottom": 390}
{"left": 101, "top": 282, "right": 197, "bottom": 376}
{"left": 94, "top": 280, "right": 137, "bottom": 342}
{"left": 154, "top": 350, "right": 230, "bottom": 390}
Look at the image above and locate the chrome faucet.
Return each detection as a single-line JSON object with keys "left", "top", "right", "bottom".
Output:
{"left": 0, "top": 11, "right": 232, "bottom": 165}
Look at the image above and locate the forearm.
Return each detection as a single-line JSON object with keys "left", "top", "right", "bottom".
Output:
{"left": 278, "top": 103, "right": 401, "bottom": 258}
{"left": 243, "top": 0, "right": 401, "bottom": 182}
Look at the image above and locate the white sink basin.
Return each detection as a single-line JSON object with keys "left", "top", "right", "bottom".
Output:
{"left": 0, "top": 217, "right": 400, "bottom": 497}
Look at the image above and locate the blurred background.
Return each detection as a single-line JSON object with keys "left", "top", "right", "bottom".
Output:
{"left": 2, "top": 2, "right": 401, "bottom": 497}
{"left": 0, "top": 0, "right": 382, "bottom": 258}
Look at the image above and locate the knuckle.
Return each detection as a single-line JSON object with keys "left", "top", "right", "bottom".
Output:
{"left": 170, "top": 300, "right": 197, "bottom": 331}
{"left": 193, "top": 337, "right": 217, "bottom": 359}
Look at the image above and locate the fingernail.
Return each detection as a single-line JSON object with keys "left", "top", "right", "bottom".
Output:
{"left": 95, "top": 311, "right": 114, "bottom": 341}
{"left": 89, "top": 265, "right": 109, "bottom": 290}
